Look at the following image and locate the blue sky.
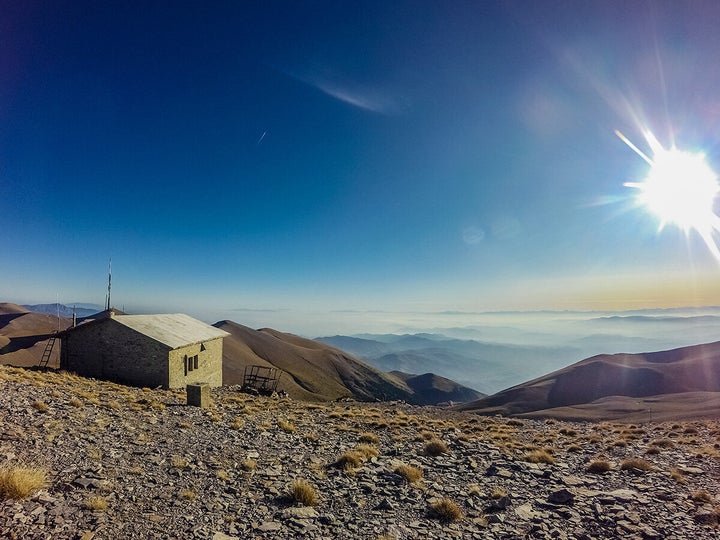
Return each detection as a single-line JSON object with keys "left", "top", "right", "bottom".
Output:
{"left": 3, "top": 1, "right": 720, "bottom": 335}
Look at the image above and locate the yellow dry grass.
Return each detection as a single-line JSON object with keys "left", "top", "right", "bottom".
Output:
{"left": 523, "top": 449, "right": 555, "bottom": 464}
{"left": 394, "top": 464, "right": 423, "bottom": 484}
{"left": 0, "top": 466, "right": 47, "bottom": 499}
{"left": 85, "top": 495, "right": 109, "bottom": 511}
{"left": 288, "top": 478, "right": 318, "bottom": 506}
{"left": 619, "top": 457, "right": 654, "bottom": 472}
{"left": 585, "top": 459, "right": 611, "bottom": 473}
{"left": 430, "top": 498, "right": 463, "bottom": 522}
{"left": 423, "top": 439, "right": 449, "bottom": 456}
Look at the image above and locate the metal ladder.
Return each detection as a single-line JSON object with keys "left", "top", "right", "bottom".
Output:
{"left": 39, "top": 336, "right": 57, "bottom": 368}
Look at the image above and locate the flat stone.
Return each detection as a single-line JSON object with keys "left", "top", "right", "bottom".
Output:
{"left": 602, "top": 489, "right": 637, "bottom": 503}
{"left": 283, "top": 506, "right": 319, "bottom": 519}
{"left": 257, "top": 521, "right": 282, "bottom": 532}
{"left": 212, "top": 533, "right": 240, "bottom": 540}
{"left": 516, "top": 503, "right": 536, "bottom": 520}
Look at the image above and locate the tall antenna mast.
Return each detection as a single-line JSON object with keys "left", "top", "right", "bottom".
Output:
{"left": 106, "top": 258, "right": 112, "bottom": 310}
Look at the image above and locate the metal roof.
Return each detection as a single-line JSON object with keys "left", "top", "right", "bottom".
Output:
{"left": 112, "top": 313, "right": 229, "bottom": 349}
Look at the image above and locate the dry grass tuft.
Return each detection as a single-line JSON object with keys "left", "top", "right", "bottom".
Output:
{"left": 670, "top": 468, "right": 686, "bottom": 483}
{"left": 240, "top": 459, "right": 257, "bottom": 472}
{"left": 651, "top": 438, "right": 675, "bottom": 448}
{"left": 523, "top": 449, "right": 556, "bottom": 464}
{"left": 334, "top": 451, "right": 364, "bottom": 470}
{"left": 304, "top": 433, "right": 319, "bottom": 445}
{"left": 278, "top": 419, "right": 296, "bottom": 433}
{"left": 586, "top": 459, "right": 612, "bottom": 474}
{"left": 356, "top": 444, "right": 380, "bottom": 460}
{"left": 359, "top": 432, "right": 380, "bottom": 444}
{"left": 430, "top": 498, "right": 463, "bottom": 522}
{"left": 85, "top": 495, "right": 109, "bottom": 511}
{"left": 170, "top": 455, "right": 189, "bottom": 469}
{"left": 468, "top": 484, "right": 482, "bottom": 497}
{"left": 288, "top": 479, "right": 318, "bottom": 506}
{"left": 692, "top": 489, "right": 715, "bottom": 504}
{"left": 491, "top": 486, "right": 507, "bottom": 499}
{"left": 68, "top": 397, "right": 83, "bottom": 408}
{"left": 0, "top": 466, "right": 47, "bottom": 499}
{"left": 394, "top": 464, "right": 423, "bottom": 484}
{"left": 32, "top": 400, "right": 49, "bottom": 412}
{"left": 179, "top": 489, "right": 197, "bottom": 500}
{"left": 424, "top": 439, "right": 449, "bottom": 457}
{"left": 619, "top": 457, "right": 654, "bottom": 472}
{"left": 230, "top": 417, "right": 244, "bottom": 430}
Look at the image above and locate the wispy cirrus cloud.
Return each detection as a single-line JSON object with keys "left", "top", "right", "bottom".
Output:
{"left": 311, "top": 79, "right": 397, "bottom": 114}
{"left": 279, "top": 66, "right": 400, "bottom": 115}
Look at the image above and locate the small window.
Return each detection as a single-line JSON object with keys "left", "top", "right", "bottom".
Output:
{"left": 193, "top": 355, "right": 199, "bottom": 370}
{"left": 184, "top": 355, "right": 188, "bottom": 376}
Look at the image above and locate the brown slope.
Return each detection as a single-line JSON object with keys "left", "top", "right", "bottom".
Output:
{"left": 457, "top": 340, "right": 720, "bottom": 417}
{"left": 0, "top": 308, "right": 71, "bottom": 367}
{"left": 215, "top": 320, "right": 414, "bottom": 402}
{"left": 0, "top": 302, "right": 30, "bottom": 315}
{"left": 513, "top": 392, "right": 720, "bottom": 423}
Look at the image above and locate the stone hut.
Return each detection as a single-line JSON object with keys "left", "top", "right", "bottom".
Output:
{"left": 59, "top": 312, "right": 229, "bottom": 389}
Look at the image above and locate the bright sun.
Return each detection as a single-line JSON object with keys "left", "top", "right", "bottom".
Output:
{"left": 618, "top": 129, "right": 720, "bottom": 259}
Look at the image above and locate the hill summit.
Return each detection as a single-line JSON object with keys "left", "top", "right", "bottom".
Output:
{"left": 216, "top": 320, "right": 483, "bottom": 405}
{"left": 459, "top": 340, "right": 720, "bottom": 421}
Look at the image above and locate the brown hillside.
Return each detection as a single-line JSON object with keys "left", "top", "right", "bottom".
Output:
{"left": 0, "top": 302, "right": 30, "bottom": 315}
{"left": 458, "top": 340, "right": 720, "bottom": 418}
{"left": 215, "top": 320, "right": 414, "bottom": 402}
{"left": 0, "top": 307, "right": 70, "bottom": 367}
{"left": 515, "top": 391, "right": 720, "bottom": 422}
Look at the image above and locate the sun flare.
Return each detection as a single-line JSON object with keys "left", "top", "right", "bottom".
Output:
{"left": 618, "top": 130, "right": 720, "bottom": 259}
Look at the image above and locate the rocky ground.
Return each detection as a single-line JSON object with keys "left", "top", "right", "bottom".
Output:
{"left": 1, "top": 365, "right": 720, "bottom": 539}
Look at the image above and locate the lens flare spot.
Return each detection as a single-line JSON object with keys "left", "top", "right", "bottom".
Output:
{"left": 618, "top": 130, "right": 720, "bottom": 259}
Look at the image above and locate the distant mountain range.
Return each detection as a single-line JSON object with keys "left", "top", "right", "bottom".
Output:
{"left": 316, "top": 333, "right": 581, "bottom": 395}
{"left": 23, "top": 303, "right": 102, "bottom": 319}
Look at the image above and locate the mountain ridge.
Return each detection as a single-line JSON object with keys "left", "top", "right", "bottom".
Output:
{"left": 457, "top": 340, "right": 720, "bottom": 419}
{"left": 216, "top": 320, "right": 482, "bottom": 405}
